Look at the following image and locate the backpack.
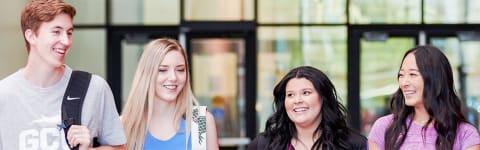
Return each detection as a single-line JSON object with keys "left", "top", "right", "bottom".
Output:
{"left": 61, "top": 71, "right": 99, "bottom": 149}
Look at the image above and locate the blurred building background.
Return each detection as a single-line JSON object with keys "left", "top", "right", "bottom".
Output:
{"left": 1, "top": 0, "right": 480, "bottom": 149}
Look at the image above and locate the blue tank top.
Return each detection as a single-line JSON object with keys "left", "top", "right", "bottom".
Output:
{"left": 144, "top": 119, "right": 192, "bottom": 150}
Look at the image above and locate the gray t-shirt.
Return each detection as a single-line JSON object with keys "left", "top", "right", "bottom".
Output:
{"left": 0, "top": 66, "right": 126, "bottom": 150}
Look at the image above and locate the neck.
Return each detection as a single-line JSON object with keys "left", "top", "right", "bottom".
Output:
{"left": 152, "top": 99, "right": 177, "bottom": 120}
{"left": 24, "top": 63, "right": 65, "bottom": 87}
{"left": 294, "top": 124, "right": 319, "bottom": 150}
{"left": 149, "top": 99, "right": 179, "bottom": 139}
{"left": 413, "top": 106, "right": 431, "bottom": 125}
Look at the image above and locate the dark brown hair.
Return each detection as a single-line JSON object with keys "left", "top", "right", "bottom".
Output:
{"left": 385, "top": 45, "right": 466, "bottom": 150}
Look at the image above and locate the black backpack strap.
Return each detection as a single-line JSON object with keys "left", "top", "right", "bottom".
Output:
{"left": 61, "top": 70, "right": 91, "bottom": 150}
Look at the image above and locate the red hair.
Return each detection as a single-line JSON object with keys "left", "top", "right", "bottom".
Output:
{"left": 20, "top": 0, "right": 76, "bottom": 52}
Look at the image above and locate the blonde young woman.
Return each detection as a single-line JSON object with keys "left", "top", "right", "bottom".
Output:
{"left": 121, "top": 38, "right": 219, "bottom": 150}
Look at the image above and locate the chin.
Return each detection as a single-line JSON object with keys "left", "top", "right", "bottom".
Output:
{"left": 404, "top": 100, "right": 419, "bottom": 107}
{"left": 163, "top": 96, "right": 177, "bottom": 101}
{"left": 49, "top": 61, "right": 64, "bottom": 68}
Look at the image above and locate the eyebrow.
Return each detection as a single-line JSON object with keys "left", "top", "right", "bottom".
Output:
{"left": 51, "top": 26, "right": 74, "bottom": 31}
{"left": 159, "top": 64, "right": 186, "bottom": 67}
{"left": 285, "top": 88, "right": 313, "bottom": 92}
{"left": 400, "top": 68, "right": 419, "bottom": 72}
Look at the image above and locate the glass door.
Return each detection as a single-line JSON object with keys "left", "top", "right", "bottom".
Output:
{"left": 121, "top": 39, "right": 147, "bottom": 105}
{"left": 189, "top": 37, "right": 248, "bottom": 143}
{"left": 359, "top": 34, "right": 416, "bottom": 134}
{"left": 183, "top": 22, "right": 256, "bottom": 149}
{"left": 107, "top": 27, "right": 178, "bottom": 112}
{"left": 190, "top": 38, "right": 244, "bottom": 137}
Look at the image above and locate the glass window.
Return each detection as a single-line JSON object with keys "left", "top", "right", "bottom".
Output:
{"left": 425, "top": 0, "right": 480, "bottom": 23}
{"left": 431, "top": 37, "right": 480, "bottom": 129}
{"left": 431, "top": 38, "right": 461, "bottom": 88}
{"left": 0, "top": 0, "right": 26, "bottom": 78}
{"left": 302, "top": 27, "right": 348, "bottom": 101}
{"left": 184, "top": 0, "right": 254, "bottom": 21}
{"left": 121, "top": 41, "right": 145, "bottom": 106}
{"left": 257, "top": 26, "right": 347, "bottom": 132}
{"left": 259, "top": 0, "right": 346, "bottom": 24}
{"left": 66, "top": 29, "right": 107, "bottom": 78}
{"left": 349, "top": 0, "right": 421, "bottom": 24}
{"left": 466, "top": 1, "right": 480, "bottom": 23}
{"left": 360, "top": 37, "right": 414, "bottom": 135}
{"left": 462, "top": 42, "right": 480, "bottom": 129}
{"left": 112, "top": 0, "right": 179, "bottom": 25}
{"left": 257, "top": 27, "right": 300, "bottom": 133}
{"left": 0, "top": 25, "right": 26, "bottom": 79}
{"left": 65, "top": 0, "right": 106, "bottom": 25}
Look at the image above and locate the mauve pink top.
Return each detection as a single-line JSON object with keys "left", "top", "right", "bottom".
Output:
{"left": 368, "top": 114, "right": 480, "bottom": 150}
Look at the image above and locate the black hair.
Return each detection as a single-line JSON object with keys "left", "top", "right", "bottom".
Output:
{"left": 385, "top": 45, "right": 467, "bottom": 150}
{"left": 264, "top": 66, "right": 365, "bottom": 149}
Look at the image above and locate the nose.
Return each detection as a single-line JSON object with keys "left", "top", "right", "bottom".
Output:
{"left": 167, "top": 69, "right": 178, "bottom": 81}
{"left": 399, "top": 76, "right": 410, "bottom": 87}
{"left": 294, "top": 94, "right": 303, "bottom": 104}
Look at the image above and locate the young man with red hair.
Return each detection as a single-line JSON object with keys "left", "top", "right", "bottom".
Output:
{"left": 0, "top": 0, "right": 126, "bottom": 149}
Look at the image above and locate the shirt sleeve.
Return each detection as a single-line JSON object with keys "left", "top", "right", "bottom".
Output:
{"left": 98, "top": 78, "right": 126, "bottom": 146}
{"left": 458, "top": 123, "right": 480, "bottom": 150}
{"left": 368, "top": 114, "right": 394, "bottom": 150}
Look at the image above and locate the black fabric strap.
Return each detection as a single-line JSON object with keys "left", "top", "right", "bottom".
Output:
{"left": 61, "top": 71, "right": 91, "bottom": 150}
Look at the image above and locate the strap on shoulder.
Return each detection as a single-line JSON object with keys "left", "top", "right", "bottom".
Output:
{"left": 61, "top": 70, "right": 92, "bottom": 150}
{"left": 191, "top": 106, "right": 207, "bottom": 150}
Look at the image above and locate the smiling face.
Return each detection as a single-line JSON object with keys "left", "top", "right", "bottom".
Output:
{"left": 284, "top": 78, "right": 322, "bottom": 128}
{"left": 26, "top": 13, "right": 73, "bottom": 68}
{"left": 155, "top": 50, "right": 187, "bottom": 103}
{"left": 399, "top": 53, "right": 425, "bottom": 108}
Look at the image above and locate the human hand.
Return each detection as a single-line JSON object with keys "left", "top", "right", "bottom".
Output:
{"left": 67, "top": 125, "right": 91, "bottom": 150}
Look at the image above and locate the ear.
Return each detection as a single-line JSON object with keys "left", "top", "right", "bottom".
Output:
{"left": 24, "top": 29, "right": 36, "bottom": 46}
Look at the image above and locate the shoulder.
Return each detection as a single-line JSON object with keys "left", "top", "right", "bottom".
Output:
{"left": 458, "top": 122, "right": 479, "bottom": 132}
{"left": 378, "top": 114, "right": 394, "bottom": 122}
{"left": 247, "top": 133, "right": 270, "bottom": 150}
{"left": 79, "top": 72, "right": 115, "bottom": 107}
{"left": 348, "top": 131, "right": 367, "bottom": 150}
{"left": 204, "top": 110, "right": 217, "bottom": 131}
{"left": 367, "top": 114, "right": 394, "bottom": 148}
{"left": 372, "top": 114, "right": 394, "bottom": 128}
{"left": 84, "top": 73, "right": 113, "bottom": 97}
{"left": 65, "top": 67, "right": 111, "bottom": 92}
{"left": 205, "top": 111, "right": 215, "bottom": 124}
{"left": 369, "top": 114, "right": 394, "bottom": 135}
{"left": 202, "top": 110, "right": 220, "bottom": 149}
{"left": 68, "top": 68, "right": 109, "bottom": 89}
{"left": 456, "top": 122, "right": 480, "bottom": 149}
{"left": 89, "top": 74, "right": 110, "bottom": 89}
{"left": 0, "top": 70, "right": 22, "bottom": 98}
{"left": 0, "top": 70, "right": 21, "bottom": 88}
{"left": 456, "top": 122, "right": 480, "bottom": 139}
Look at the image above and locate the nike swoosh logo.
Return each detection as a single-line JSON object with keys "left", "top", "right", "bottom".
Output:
{"left": 67, "top": 96, "right": 81, "bottom": 100}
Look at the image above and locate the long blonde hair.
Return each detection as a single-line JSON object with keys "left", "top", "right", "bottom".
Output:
{"left": 121, "top": 38, "right": 199, "bottom": 150}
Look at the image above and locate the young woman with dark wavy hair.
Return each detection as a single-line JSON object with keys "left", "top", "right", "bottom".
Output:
{"left": 368, "top": 45, "right": 480, "bottom": 150}
{"left": 248, "top": 66, "right": 366, "bottom": 150}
